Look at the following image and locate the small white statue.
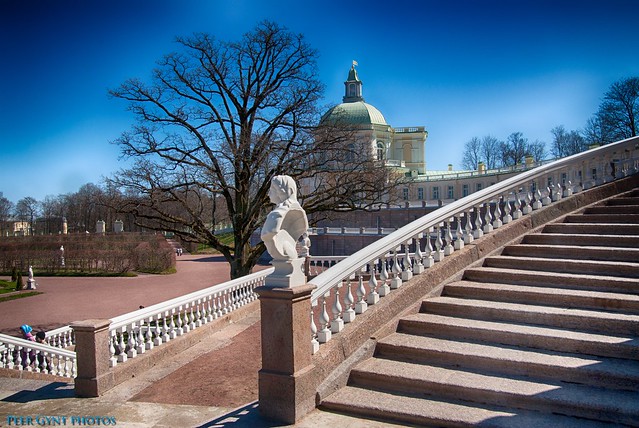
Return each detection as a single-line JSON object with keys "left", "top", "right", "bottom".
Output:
{"left": 261, "top": 175, "right": 309, "bottom": 287}
{"left": 26, "top": 265, "right": 36, "bottom": 290}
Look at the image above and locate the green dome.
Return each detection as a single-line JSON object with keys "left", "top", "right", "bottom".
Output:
{"left": 321, "top": 101, "right": 388, "bottom": 126}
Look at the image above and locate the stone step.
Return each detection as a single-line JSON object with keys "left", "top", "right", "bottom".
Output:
{"left": 422, "top": 297, "right": 639, "bottom": 335}
{"left": 398, "top": 313, "right": 639, "bottom": 360}
{"left": 483, "top": 255, "right": 639, "bottom": 278}
{"left": 347, "top": 358, "right": 639, "bottom": 425}
{"left": 321, "top": 386, "right": 612, "bottom": 428}
{"left": 564, "top": 213, "right": 639, "bottom": 224}
{"left": 442, "top": 280, "right": 639, "bottom": 313}
{"left": 606, "top": 196, "right": 639, "bottom": 205}
{"left": 585, "top": 205, "right": 639, "bottom": 214}
{"left": 463, "top": 266, "right": 639, "bottom": 294}
{"left": 542, "top": 222, "right": 639, "bottom": 235}
{"left": 502, "top": 243, "right": 639, "bottom": 262}
{"left": 522, "top": 233, "right": 639, "bottom": 248}
{"left": 375, "top": 333, "right": 639, "bottom": 392}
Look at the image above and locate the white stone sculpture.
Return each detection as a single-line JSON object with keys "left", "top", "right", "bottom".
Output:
{"left": 261, "top": 175, "right": 309, "bottom": 288}
{"left": 26, "top": 265, "right": 36, "bottom": 290}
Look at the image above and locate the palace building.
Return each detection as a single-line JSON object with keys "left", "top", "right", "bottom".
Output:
{"left": 320, "top": 63, "right": 428, "bottom": 175}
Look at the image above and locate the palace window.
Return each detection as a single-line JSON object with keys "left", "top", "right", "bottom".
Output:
{"left": 476, "top": 183, "right": 482, "bottom": 192}
{"left": 377, "top": 142, "right": 386, "bottom": 160}
{"left": 462, "top": 184, "right": 469, "bottom": 197}
{"left": 447, "top": 186, "right": 454, "bottom": 199}
{"left": 432, "top": 186, "right": 440, "bottom": 200}
{"left": 403, "top": 188, "right": 409, "bottom": 200}
{"left": 418, "top": 188, "right": 424, "bottom": 200}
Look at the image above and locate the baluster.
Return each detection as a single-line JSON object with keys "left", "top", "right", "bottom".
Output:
{"left": 317, "top": 294, "right": 332, "bottom": 343}
{"left": 454, "top": 214, "right": 465, "bottom": 250}
{"left": 493, "top": 197, "right": 503, "bottom": 228}
{"left": 433, "top": 224, "right": 445, "bottom": 261}
{"left": 206, "top": 297, "right": 214, "bottom": 322}
{"left": 483, "top": 202, "right": 494, "bottom": 233}
{"left": 310, "top": 307, "right": 319, "bottom": 354}
{"left": 189, "top": 304, "right": 196, "bottom": 330}
{"left": 145, "top": 316, "right": 154, "bottom": 350}
{"left": 211, "top": 293, "right": 220, "bottom": 319}
{"left": 502, "top": 193, "right": 513, "bottom": 224}
{"left": 343, "top": 277, "right": 356, "bottom": 323}
{"left": 463, "top": 210, "right": 474, "bottom": 244}
{"left": 401, "top": 240, "right": 413, "bottom": 282}
{"left": 222, "top": 291, "right": 230, "bottom": 315}
{"left": 554, "top": 183, "right": 563, "bottom": 201}
{"left": 367, "top": 260, "right": 380, "bottom": 305}
{"left": 563, "top": 180, "right": 573, "bottom": 197}
{"left": 512, "top": 190, "right": 522, "bottom": 219}
{"left": 161, "top": 313, "right": 170, "bottom": 342}
{"left": 444, "top": 220, "right": 454, "bottom": 255}
{"left": 331, "top": 284, "right": 344, "bottom": 333}
{"left": 413, "top": 234, "right": 425, "bottom": 274}
{"left": 117, "top": 328, "right": 127, "bottom": 363}
{"left": 523, "top": 190, "right": 533, "bottom": 214}
{"left": 533, "top": 188, "right": 543, "bottom": 210}
{"left": 127, "top": 325, "right": 137, "bottom": 359}
{"left": 109, "top": 331, "right": 118, "bottom": 367}
{"left": 6, "top": 345, "right": 15, "bottom": 369}
{"left": 386, "top": 252, "right": 398, "bottom": 293}
{"left": 168, "top": 310, "right": 177, "bottom": 340}
{"left": 58, "top": 355, "right": 66, "bottom": 376}
{"left": 15, "top": 345, "right": 24, "bottom": 370}
{"left": 176, "top": 307, "right": 184, "bottom": 336}
{"left": 195, "top": 300, "right": 203, "bottom": 327}
{"left": 424, "top": 228, "right": 435, "bottom": 267}
{"left": 136, "top": 321, "right": 145, "bottom": 354}
{"left": 473, "top": 206, "right": 484, "bottom": 238}
{"left": 355, "top": 271, "right": 368, "bottom": 314}
{"left": 153, "top": 314, "right": 163, "bottom": 345}
{"left": 378, "top": 255, "right": 389, "bottom": 296}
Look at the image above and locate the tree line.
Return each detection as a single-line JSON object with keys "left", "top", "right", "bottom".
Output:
{"left": 461, "top": 77, "right": 639, "bottom": 170}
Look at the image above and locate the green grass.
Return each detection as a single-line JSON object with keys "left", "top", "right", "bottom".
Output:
{"left": 0, "top": 291, "right": 42, "bottom": 303}
{"left": 0, "top": 279, "right": 17, "bottom": 294}
{"left": 194, "top": 232, "right": 235, "bottom": 254}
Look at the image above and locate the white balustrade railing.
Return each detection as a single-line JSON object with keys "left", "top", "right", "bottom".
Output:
{"left": 0, "top": 333, "right": 76, "bottom": 378}
{"left": 45, "top": 325, "right": 75, "bottom": 349}
{"left": 107, "top": 267, "right": 272, "bottom": 367}
{"left": 308, "top": 136, "right": 639, "bottom": 354}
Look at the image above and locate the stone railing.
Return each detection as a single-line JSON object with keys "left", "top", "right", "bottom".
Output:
{"left": 44, "top": 325, "right": 75, "bottom": 349}
{"left": 107, "top": 267, "right": 271, "bottom": 367}
{"left": 0, "top": 333, "right": 76, "bottom": 379}
{"left": 307, "top": 136, "right": 639, "bottom": 353}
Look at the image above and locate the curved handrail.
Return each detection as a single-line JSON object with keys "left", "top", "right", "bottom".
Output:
{"left": 309, "top": 136, "right": 639, "bottom": 302}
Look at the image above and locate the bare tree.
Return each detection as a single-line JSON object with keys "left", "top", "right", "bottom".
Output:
{"left": 500, "top": 132, "right": 529, "bottom": 166}
{"left": 108, "top": 21, "right": 400, "bottom": 278}
{"left": 0, "top": 196, "right": 14, "bottom": 236}
{"left": 590, "top": 76, "right": 639, "bottom": 144}
{"left": 550, "top": 125, "right": 586, "bottom": 158}
{"left": 14, "top": 197, "right": 39, "bottom": 236}
{"left": 461, "top": 137, "right": 481, "bottom": 170}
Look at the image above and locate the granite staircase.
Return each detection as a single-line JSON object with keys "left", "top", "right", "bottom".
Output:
{"left": 321, "top": 189, "right": 639, "bottom": 427}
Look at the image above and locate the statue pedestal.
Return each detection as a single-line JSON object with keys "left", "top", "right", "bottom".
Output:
{"left": 265, "top": 258, "right": 306, "bottom": 288}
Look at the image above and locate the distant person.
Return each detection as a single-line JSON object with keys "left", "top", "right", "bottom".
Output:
{"left": 19, "top": 324, "right": 36, "bottom": 367}
{"left": 35, "top": 331, "right": 51, "bottom": 372}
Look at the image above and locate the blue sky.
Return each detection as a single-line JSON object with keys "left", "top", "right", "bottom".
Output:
{"left": 1, "top": 0, "right": 638, "bottom": 203}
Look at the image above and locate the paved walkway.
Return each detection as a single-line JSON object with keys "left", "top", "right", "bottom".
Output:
{"left": 0, "top": 255, "right": 402, "bottom": 427}
{"left": 0, "top": 255, "right": 236, "bottom": 335}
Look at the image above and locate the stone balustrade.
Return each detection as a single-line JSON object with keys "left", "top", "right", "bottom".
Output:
{"left": 307, "top": 136, "right": 639, "bottom": 354}
{"left": 0, "top": 333, "right": 76, "bottom": 379}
